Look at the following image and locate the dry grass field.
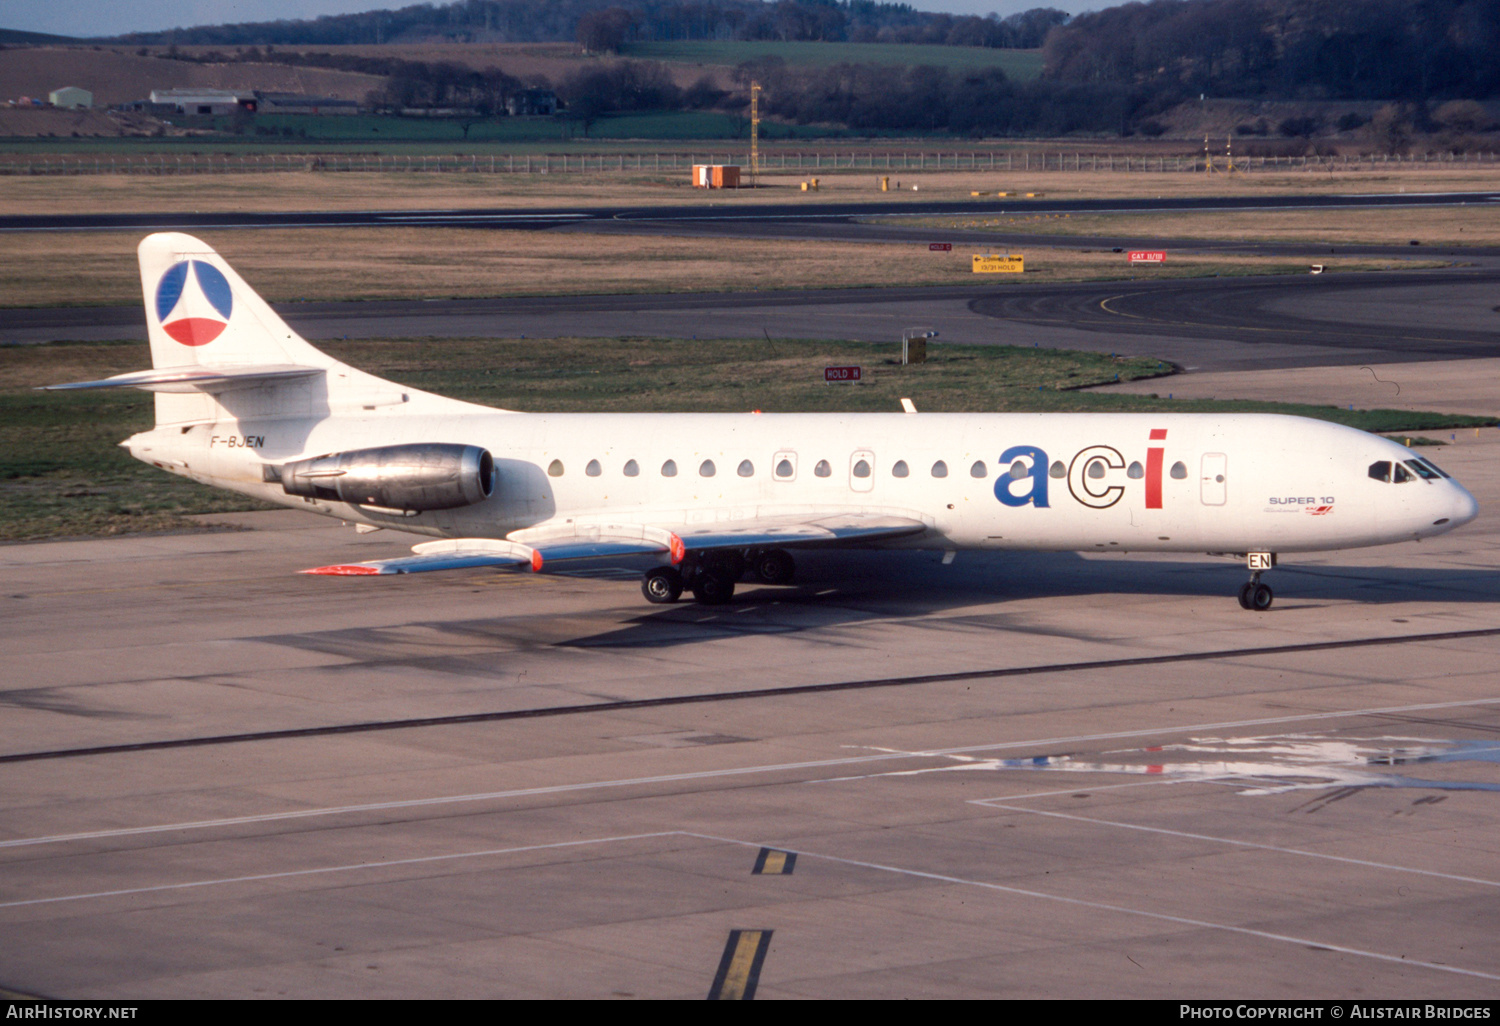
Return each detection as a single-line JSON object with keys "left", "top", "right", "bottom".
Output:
{"left": 0, "top": 227, "right": 1423, "bottom": 309}
{"left": 880, "top": 204, "right": 1500, "bottom": 248}
{"left": 4, "top": 165, "right": 1500, "bottom": 218}
{"left": 0, "top": 47, "right": 383, "bottom": 107}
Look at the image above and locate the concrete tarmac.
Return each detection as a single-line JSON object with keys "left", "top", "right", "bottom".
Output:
{"left": 3, "top": 363, "right": 1500, "bottom": 998}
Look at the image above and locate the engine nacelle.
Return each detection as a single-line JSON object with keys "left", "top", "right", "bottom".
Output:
{"left": 279, "top": 443, "right": 494, "bottom": 512}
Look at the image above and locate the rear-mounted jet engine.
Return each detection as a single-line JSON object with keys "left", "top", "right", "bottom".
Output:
{"left": 278, "top": 443, "right": 494, "bottom": 513}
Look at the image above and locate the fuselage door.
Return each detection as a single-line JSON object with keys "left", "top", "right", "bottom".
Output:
{"left": 850, "top": 449, "right": 875, "bottom": 493}
{"left": 1201, "top": 452, "right": 1228, "bottom": 506}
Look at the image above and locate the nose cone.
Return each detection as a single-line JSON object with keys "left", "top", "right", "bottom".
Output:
{"left": 1427, "top": 481, "right": 1479, "bottom": 535}
{"left": 1449, "top": 483, "right": 1480, "bottom": 528}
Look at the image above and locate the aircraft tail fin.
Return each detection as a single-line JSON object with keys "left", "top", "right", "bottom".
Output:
{"left": 139, "top": 232, "right": 330, "bottom": 374}
{"left": 128, "top": 233, "right": 443, "bottom": 426}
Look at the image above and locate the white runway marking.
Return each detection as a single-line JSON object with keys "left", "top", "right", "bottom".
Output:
{"left": 0, "top": 832, "right": 681, "bottom": 910}
{"left": 6, "top": 694, "right": 1500, "bottom": 852}
{"left": 970, "top": 798, "right": 1500, "bottom": 890}
{"left": 682, "top": 832, "right": 1500, "bottom": 983}
{"left": 7, "top": 825, "right": 1492, "bottom": 983}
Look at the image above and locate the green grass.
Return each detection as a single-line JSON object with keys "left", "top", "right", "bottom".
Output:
{"left": 621, "top": 40, "right": 1044, "bottom": 78}
{"left": 0, "top": 110, "right": 849, "bottom": 153}
{"left": 3, "top": 336, "right": 1492, "bottom": 542}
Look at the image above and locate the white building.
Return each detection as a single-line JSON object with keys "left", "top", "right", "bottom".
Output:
{"left": 148, "top": 89, "right": 255, "bottom": 116}
{"left": 49, "top": 86, "right": 92, "bottom": 109}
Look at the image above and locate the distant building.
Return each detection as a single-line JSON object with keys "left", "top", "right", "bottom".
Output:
{"left": 506, "top": 89, "right": 557, "bottom": 117}
{"left": 48, "top": 86, "right": 92, "bottom": 109}
{"left": 148, "top": 89, "right": 256, "bottom": 116}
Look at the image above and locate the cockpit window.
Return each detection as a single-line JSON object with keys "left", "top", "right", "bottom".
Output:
{"left": 1407, "top": 458, "right": 1444, "bottom": 480}
{"left": 1393, "top": 463, "right": 1414, "bottom": 483}
{"left": 1368, "top": 461, "right": 1391, "bottom": 482}
{"left": 1417, "top": 456, "right": 1450, "bottom": 479}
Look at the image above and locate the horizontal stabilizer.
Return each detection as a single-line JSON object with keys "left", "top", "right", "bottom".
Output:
{"left": 42, "top": 364, "right": 323, "bottom": 394}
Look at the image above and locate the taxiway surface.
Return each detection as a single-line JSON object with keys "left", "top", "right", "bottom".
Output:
{"left": 3, "top": 361, "right": 1500, "bottom": 998}
{"left": 12, "top": 267, "right": 1500, "bottom": 373}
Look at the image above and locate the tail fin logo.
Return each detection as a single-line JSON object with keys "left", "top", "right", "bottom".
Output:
{"left": 155, "top": 260, "right": 233, "bottom": 347}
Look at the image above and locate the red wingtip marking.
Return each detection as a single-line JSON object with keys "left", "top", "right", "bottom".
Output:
{"left": 530, "top": 550, "right": 544, "bottom": 573}
{"left": 669, "top": 533, "right": 685, "bottom": 565}
{"left": 1149, "top": 428, "right": 1167, "bottom": 440}
{"left": 302, "top": 564, "right": 381, "bottom": 576}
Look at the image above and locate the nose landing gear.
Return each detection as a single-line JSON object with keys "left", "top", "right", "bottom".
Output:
{"left": 1238, "top": 552, "right": 1276, "bottom": 610}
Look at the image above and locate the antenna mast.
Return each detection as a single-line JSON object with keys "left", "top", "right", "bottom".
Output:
{"left": 750, "top": 80, "right": 761, "bottom": 187}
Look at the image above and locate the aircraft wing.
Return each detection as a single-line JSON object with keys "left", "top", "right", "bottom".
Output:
{"left": 301, "top": 527, "right": 682, "bottom": 577}
{"left": 301, "top": 538, "right": 540, "bottom": 576}
{"left": 673, "top": 511, "right": 928, "bottom": 551}
{"left": 300, "top": 510, "right": 928, "bottom": 578}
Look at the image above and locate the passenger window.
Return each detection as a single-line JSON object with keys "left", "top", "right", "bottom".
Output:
{"left": 1126, "top": 461, "right": 1144, "bottom": 479}
{"left": 585, "top": 459, "right": 601, "bottom": 477}
{"left": 1417, "top": 456, "right": 1450, "bottom": 479}
{"left": 892, "top": 460, "right": 909, "bottom": 478}
{"left": 1404, "top": 459, "right": 1439, "bottom": 481}
{"left": 814, "top": 460, "right": 831, "bottom": 478}
{"left": 661, "top": 459, "right": 677, "bottom": 477}
{"left": 1170, "top": 461, "right": 1187, "bottom": 480}
{"left": 623, "top": 459, "right": 639, "bottom": 477}
{"left": 547, "top": 459, "right": 564, "bottom": 477}
{"left": 853, "top": 459, "right": 871, "bottom": 478}
{"left": 738, "top": 459, "right": 754, "bottom": 477}
{"left": 700, "top": 459, "right": 716, "bottom": 477}
{"left": 1393, "top": 464, "right": 1414, "bottom": 483}
{"left": 1050, "top": 460, "right": 1066, "bottom": 479}
{"left": 1008, "top": 460, "right": 1028, "bottom": 479}
{"left": 1368, "top": 461, "right": 1391, "bottom": 482}
{"left": 775, "top": 458, "right": 794, "bottom": 479}
{"left": 1087, "top": 460, "right": 1106, "bottom": 479}
{"left": 970, "top": 461, "right": 987, "bottom": 478}
{"left": 931, "top": 460, "right": 948, "bottom": 478}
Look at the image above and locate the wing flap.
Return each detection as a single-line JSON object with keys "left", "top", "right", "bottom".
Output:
{"left": 299, "top": 513, "right": 926, "bottom": 579}
{"left": 677, "top": 512, "right": 927, "bottom": 551}
{"left": 510, "top": 523, "right": 684, "bottom": 570}
{"left": 302, "top": 538, "right": 538, "bottom": 576}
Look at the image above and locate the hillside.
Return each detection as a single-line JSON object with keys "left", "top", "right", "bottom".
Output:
{"left": 620, "top": 40, "right": 1043, "bottom": 78}
{"left": 0, "top": 47, "right": 383, "bottom": 106}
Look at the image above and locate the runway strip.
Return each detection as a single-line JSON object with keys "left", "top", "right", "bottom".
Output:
{"left": 3, "top": 624, "right": 1498, "bottom": 766}
{"left": 2, "top": 828, "right": 1494, "bottom": 984}
{"left": 4, "top": 190, "right": 1496, "bottom": 233}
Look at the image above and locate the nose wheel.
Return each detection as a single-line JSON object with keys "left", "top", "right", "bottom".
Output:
{"left": 1238, "top": 551, "right": 1276, "bottom": 610}
{"left": 1237, "top": 552, "right": 1276, "bottom": 610}
{"left": 1238, "top": 577, "right": 1274, "bottom": 610}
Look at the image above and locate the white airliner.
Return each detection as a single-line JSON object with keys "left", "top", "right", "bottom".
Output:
{"left": 48, "top": 233, "right": 1479, "bottom": 610}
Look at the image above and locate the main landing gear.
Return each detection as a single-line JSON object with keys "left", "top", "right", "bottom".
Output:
{"left": 1237, "top": 551, "right": 1276, "bottom": 611}
{"left": 640, "top": 548, "right": 797, "bottom": 606}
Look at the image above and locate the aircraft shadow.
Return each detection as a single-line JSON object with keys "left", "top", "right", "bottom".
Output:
{"left": 562, "top": 548, "right": 1500, "bottom": 650}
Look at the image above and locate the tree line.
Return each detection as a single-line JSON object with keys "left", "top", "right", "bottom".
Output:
{"left": 108, "top": 0, "right": 1067, "bottom": 50}
{"left": 1043, "top": 0, "right": 1500, "bottom": 102}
